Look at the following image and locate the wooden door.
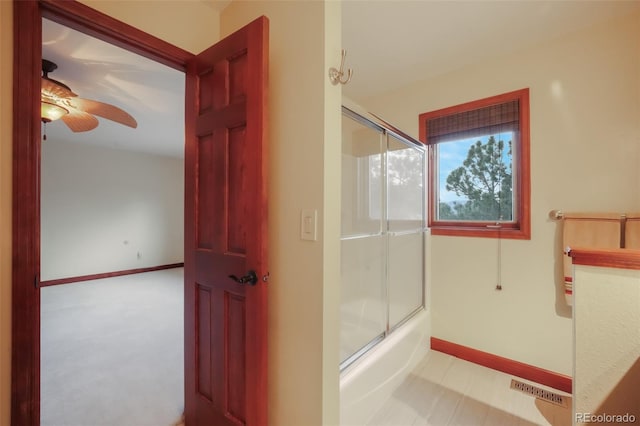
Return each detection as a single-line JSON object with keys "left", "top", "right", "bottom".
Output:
{"left": 184, "top": 16, "right": 269, "bottom": 426}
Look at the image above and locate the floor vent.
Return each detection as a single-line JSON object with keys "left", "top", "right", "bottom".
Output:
{"left": 510, "top": 379, "right": 569, "bottom": 408}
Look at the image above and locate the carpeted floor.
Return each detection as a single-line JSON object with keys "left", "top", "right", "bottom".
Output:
{"left": 41, "top": 268, "right": 184, "bottom": 426}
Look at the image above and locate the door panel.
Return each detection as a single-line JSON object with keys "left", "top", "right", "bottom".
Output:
{"left": 228, "top": 125, "right": 249, "bottom": 254}
{"left": 197, "top": 284, "right": 213, "bottom": 401}
{"left": 185, "top": 16, "right": 269, "bottom": 426}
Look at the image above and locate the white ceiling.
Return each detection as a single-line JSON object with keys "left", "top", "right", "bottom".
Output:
{"left": 42, "top": 18, "right": 185, "bottom": 158}
{"left": 42, "top": 1, "right": 640, "bottom": 158}
{"left": 342, "top": 0, "right": 640, "bottom": 101}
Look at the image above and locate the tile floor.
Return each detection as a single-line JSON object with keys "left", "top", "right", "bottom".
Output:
{"left": 366, "top": 350, "right": 571, "bottom": 426}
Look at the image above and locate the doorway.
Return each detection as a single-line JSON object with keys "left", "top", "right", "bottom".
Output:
{"left": 13, "top": 3, "right": 270, "bottom": 425}
{"left": 39, "top": 19, "right": 186, "bottom": 421}
{"left": 13, "top": 4, "right": 192, "bottom": 424}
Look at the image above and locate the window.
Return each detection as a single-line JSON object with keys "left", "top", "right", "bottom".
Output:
{"left": 419, "top": 89, "right": 530, "bottom": 239}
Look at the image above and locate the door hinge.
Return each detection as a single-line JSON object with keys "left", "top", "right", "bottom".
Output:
{"left": 34, "top": 274, "right": 39, "bottom": 289}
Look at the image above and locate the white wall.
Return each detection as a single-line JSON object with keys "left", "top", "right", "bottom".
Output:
{"left": 363, "top": 12, "right": 640, "bottom": 376}
{"left": 79, "top": 0, "right": 222, "bottom": 54}
{"left": 574, "top": 265, "right": 640, "bottom": 423}
{"left": 41, "top": 139, "right": 184, "bottom": 281}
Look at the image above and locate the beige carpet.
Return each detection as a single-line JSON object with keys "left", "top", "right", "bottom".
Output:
{"left": 41, "top": 268, "right": 184, "bottom": 426}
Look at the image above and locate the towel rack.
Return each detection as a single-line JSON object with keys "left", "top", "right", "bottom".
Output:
{"left": 550, "top": 210, "right": 564, "bottom": 220}
{"left": 549, "top": 210, "right": 627, "bottom": 220}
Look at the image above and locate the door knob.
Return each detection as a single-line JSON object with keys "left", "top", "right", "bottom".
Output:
{"left": 228, "top": 270, "right": 258, "bottom": 286}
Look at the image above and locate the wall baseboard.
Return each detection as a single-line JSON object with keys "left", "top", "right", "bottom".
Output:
{"left": 39, "top": 262, "right": 184, "bottom": 287}
{"left": 430, "top": 337, "right": 572, "bottom": 394}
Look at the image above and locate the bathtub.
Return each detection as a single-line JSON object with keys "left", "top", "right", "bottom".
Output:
{"left": 339, "top": 309, "right": 430, "bottom": 426}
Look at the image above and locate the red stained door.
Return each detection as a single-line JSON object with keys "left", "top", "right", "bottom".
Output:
{"left": 184, "top": 16, "right": 269, "bottom": 426}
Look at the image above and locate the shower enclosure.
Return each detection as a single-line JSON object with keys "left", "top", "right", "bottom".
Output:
{"left": 340, "top": 105, "right": 426, "bottom": 370}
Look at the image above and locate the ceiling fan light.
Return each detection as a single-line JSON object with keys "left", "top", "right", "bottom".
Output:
{"left": 41, "top": 101, "right": 68, "bottom": 122}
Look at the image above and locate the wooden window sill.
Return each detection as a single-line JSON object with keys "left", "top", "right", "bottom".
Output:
{"left": 430, "top": 226, "right": 530, "bottom": 240}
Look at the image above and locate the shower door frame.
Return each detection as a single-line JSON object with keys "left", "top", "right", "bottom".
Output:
{"left": 340, "top": 106, "right": 427, "bottom": 371}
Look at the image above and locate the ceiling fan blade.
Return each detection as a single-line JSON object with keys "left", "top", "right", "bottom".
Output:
{"left": 70, "top": 98, "right": 138, "bottom": 129}
{"left": 60, "top": 109, "right": 99, "bottom": 132}
{"left": 41, "top": 78, "right": 77, "bottom": 99}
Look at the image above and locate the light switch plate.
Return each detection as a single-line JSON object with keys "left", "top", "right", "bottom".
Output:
{"left": 301, "top": 209, "right": 317, "bottom": 241}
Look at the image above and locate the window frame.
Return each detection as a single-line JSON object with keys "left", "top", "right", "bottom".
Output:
{"left": 419, "top": 89, "right": 530, "bottom": 239}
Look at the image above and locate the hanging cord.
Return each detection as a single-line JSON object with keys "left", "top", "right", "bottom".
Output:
{"left": 496, "top": 136, "right": 505, "bottom": 290}
{"left": 487, "top": 222, "right": 503, "bottom": 290}
{"left": 496, "top": 138, "right": 503, "bottom": 290}
{"left": 495, "top": 223, "right": 502, "bottom": 290}
{"left": 487, "top": 136, "right": 505, "bottom": 291}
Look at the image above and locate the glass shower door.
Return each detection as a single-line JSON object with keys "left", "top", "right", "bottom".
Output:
{"left": 340, "top": 106, "right": 426, "bottom": 369}
{"left": 340, "top": 115, "right": 386, "bottom": 365}
{"left": 386, "top": 135, "right": 425, "bottom": 330}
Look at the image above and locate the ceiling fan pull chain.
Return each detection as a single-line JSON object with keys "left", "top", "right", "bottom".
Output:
{"left": 43, "top": 122, "right": 47, "bottom": 141}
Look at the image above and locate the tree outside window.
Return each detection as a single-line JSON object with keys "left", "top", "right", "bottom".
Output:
{"left": 419, "top": 89, "right": 530, "bottom": 239}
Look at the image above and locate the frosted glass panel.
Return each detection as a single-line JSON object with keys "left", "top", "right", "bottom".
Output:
{"left": 387, "top": 135, "right": 424, "bottom": 232}
{"left": 340, "top": 108, "right": 426, "bottom": 370}
{"left": 340, "top": 236, "right": 386, "bottom": 363}
{"left": 388, "top": 232, "right": 424, "bottom": 328}
{"left": 341, "top": 118, "right": 383, "bottom": 237}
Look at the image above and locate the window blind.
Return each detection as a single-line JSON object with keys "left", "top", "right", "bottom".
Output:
{"left": 426, "top": 100, "right": 519, "bottom": 144}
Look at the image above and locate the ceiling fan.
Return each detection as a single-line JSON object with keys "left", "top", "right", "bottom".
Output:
{"left": 40, "top": 59, "right": 138, "bottom": 133}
